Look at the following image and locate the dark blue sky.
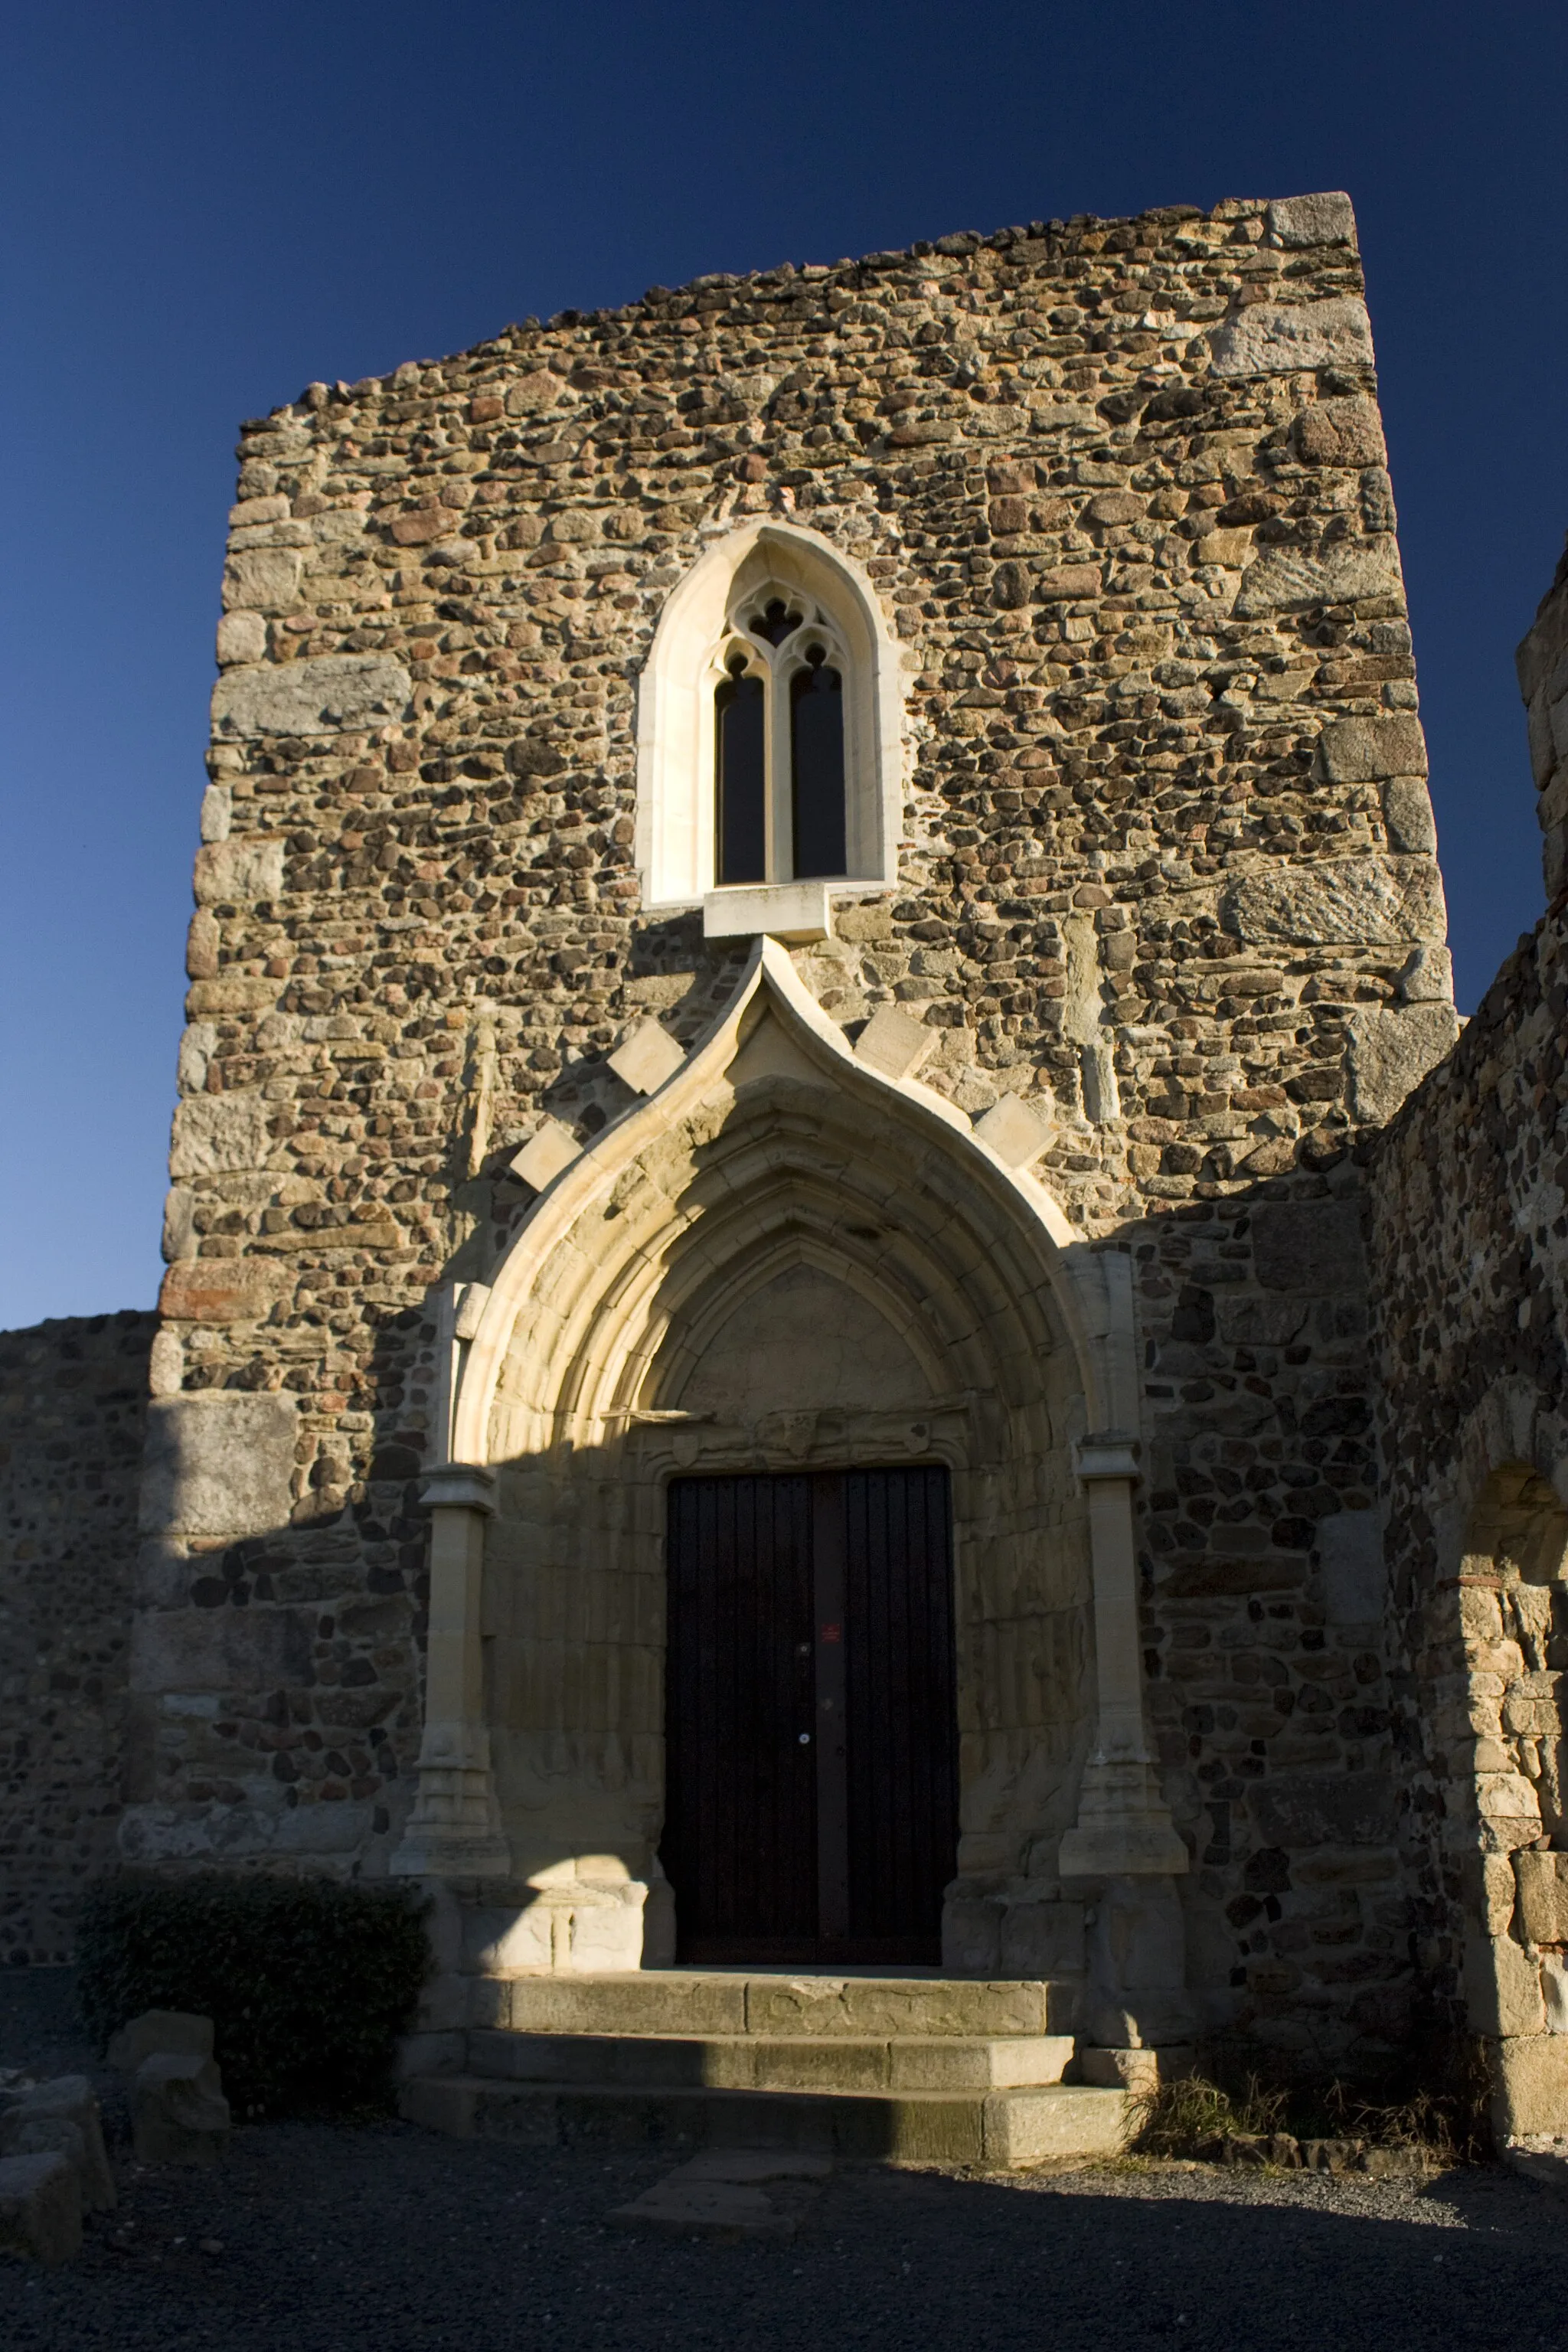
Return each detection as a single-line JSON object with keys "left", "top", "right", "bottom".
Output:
{"left": 3, "top": 2, "right": 1565, "bottom": 1329}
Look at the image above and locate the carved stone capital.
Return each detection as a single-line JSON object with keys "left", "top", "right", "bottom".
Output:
{"left": 1074, "top": 1435, "right": 1140, "bottom": 1487}
{"left": 420, "top": 1462, "right": 497, "bottom": 1515}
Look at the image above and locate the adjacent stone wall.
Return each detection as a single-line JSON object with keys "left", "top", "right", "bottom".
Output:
{"left": 130, "top": 188, "right": 1457, "bottom": 2065}
{"left": 0, "top": 1312, "right": 155, "bottom": 1962}
{"left": 1521, "top": 535, "right": 1568, "bottom": 898}
{"left": 1368, "top": 537, "right": 1568, "bottom": 2134}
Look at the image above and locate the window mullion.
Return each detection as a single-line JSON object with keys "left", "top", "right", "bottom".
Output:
{"left": 766, "top": 657, "right": 793, "bottom": 883}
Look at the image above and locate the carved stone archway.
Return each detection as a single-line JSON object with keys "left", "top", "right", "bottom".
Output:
{"left": 393, "top": 940, "right": 1184, "bottom": 1978}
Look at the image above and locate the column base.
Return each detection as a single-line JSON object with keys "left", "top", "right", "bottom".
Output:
{"left": 390, "top": 1830, "right": 512, "bottom": 1880}
{"left": 1079, "top": 1871, "right": 1198, "bottom": 2050}
{"left": 390, "top": 1761, "right": 511, "bottom": 1880}
{"left": 1059, "top": 1756, "right": 1189, "bottom": 1878}
{"left": 1078, "top": 2045, "right": 1197, "bottom": 2094}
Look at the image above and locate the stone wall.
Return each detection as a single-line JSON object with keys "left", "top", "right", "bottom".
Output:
{"left": 0, "top": 1312, "right": 155, "bottom": 1962}
{"left": 1367, "top": 537, "right": 1568, "bottom": 2135}
{"left": 129, "top": 188, "right": 1458, "bottom": 2066}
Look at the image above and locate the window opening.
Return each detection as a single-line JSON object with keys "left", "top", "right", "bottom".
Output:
{"left": 790, "top": 648, "right": 846, "bottom": 880}
{"left": 715, "top": 655, "right": 766, "bottom": 885}
{"left": 711, "top": 595, "right": 848, "bottom": 888}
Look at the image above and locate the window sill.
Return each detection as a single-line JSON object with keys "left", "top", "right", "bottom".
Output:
{"left": 703, "top": 880, "right": 833, "bottom": 943}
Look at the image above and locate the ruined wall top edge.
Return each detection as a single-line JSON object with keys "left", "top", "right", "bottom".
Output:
{"left": 247, "top": 191, "right": 1358, "bottom": 428}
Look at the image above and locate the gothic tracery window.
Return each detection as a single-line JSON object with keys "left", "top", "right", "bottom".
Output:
{"left": 635, "top": 520, "right": 900, "bottom": 912}
{"left": 714, "top": 593, "right": 848, "bottom": 886}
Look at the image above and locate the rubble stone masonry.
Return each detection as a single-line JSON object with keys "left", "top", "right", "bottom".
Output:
{"left": 1368, "top": 539, "right": 1568, "bottom": 2133}
{"left": 4, "top": 189, "right": 1487, "bottom": 2076}
{"left": 0, "top": 1312, "right": 154, "bottom": 1963}
{"left": 133, "top": 186, "right": 1449, "bottom": 2067}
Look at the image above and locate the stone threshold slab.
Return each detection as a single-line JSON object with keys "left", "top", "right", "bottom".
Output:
{"left": 490, "top": 1973, "right": 1079, "bottom": 2040}
{"left": 609, "top": 2148, "right": 833, "bottom": 2242}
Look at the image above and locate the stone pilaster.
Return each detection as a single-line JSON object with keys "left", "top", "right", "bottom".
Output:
{"left": 1060, "top": 1440, "right": 1187, "bottom": 1880}
{"left": 391, "top": 1464, "right": 510, "bottom": 1880}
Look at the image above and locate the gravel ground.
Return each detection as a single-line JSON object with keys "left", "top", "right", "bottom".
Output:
{"left": 4, "top": 1971, "right": 1563, "bottom": 2352}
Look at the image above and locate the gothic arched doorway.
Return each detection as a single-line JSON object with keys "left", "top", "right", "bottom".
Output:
{"left": 397, "top": 939, "right": 1182, "bottom": 1973}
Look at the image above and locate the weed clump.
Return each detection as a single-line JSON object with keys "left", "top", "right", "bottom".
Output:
{"left": 1129, "top": 2069, "right": 1469, "bottom": 2169}
{"left": 1130, "top": 2073, "right": 1284, "bottom": 2158}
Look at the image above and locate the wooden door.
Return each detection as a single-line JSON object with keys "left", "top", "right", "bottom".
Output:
{"left": 662, "top": 1465, "right": 956, "bottom": 1965}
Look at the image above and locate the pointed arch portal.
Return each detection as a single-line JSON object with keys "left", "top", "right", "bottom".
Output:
{"left": 393, "top": 941, "right": 1184, "bottom": 1967}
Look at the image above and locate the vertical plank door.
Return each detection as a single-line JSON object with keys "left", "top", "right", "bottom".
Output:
{"left": 662, "top": 1465, "right": 956, "bottom": 1965}
{"left": 841, "top": 1465, "right": 958, "bottom": 1965}
{"left": 662, "top": 1473, "right": 818, "bottom": 1961}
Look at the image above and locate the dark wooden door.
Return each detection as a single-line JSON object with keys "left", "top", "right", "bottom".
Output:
{"left": 662, "top": 1465, "right": 957, "bottom": 1965}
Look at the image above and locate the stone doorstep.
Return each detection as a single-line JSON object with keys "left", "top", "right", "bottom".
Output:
{"left": 467, "top": 2029, "right": 1076, "bottom": 2092}
{"left": 490, "top": 1972, "right": 1073, "bottom": 2041}
{"left": 399, "top": 2074, "right": 1129, "bottom": 2169}
{"left": 609, "top": 2148, "right": 833, "bottom": 2243}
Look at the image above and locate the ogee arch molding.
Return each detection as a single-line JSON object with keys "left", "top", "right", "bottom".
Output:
{"left": 394, "top": 941, "right": 1184, "bottom": 1960}
{"left": 454, "top": 940, "right": 1129, "bottom": 1456}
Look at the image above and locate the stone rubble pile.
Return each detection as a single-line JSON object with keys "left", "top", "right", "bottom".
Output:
{"left": 0, "top": 2009, "right": 232, "bottom": 2262}
{"left": 1204, "top": 2131, "right": 1429, "bottom": 2177}
{"left": 108, "top": 2011, "right": 232, "bottom": 2167}
{"left": 0, "top": 2073, "right": 114, "bottom": 2265}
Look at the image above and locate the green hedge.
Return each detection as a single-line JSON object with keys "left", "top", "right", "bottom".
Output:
{"left": 77, "top": 1874, "right": 432, "bottom": 2118}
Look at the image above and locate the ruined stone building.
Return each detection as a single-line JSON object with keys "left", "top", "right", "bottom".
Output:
{"left": 6, "top": 185, "right": 1568, "bottom": 2157}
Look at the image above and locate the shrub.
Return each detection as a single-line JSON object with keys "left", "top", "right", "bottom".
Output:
{"left": 77, "top": 1873, "right": 431, "bottom": 2118}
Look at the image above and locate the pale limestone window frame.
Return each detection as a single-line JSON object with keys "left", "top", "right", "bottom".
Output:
{"left": 635, "top": 520, "right": 904, "bottom": 913}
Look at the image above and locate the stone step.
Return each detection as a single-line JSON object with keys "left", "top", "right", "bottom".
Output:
{"left": 484, "top": 1972, "right": 1077, "bottom": 2041}
{"left": 469, "top": 2029, "right": 1076, "bottom": 2093}
{"left": 400, "top": 2074, "right": 1128, "bottom": 2170}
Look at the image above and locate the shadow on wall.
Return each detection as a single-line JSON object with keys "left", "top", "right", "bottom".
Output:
{"left": 121, "top": 1295, "right": 443, "bottom": 1886}
{"left": 0, "top": 1309, "right": 157, "bottom": 1965}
